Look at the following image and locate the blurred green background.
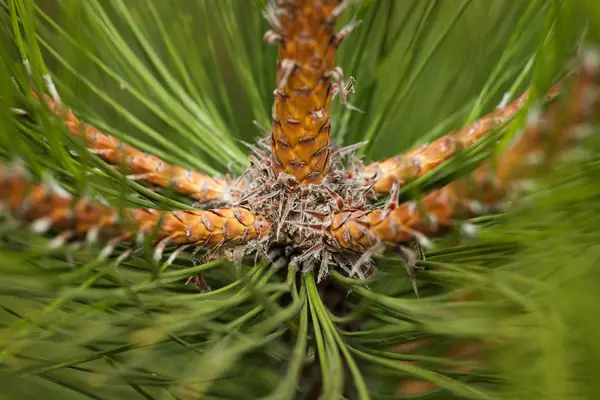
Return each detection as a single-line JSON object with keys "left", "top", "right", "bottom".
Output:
{"left": 1, "top": 1, "right": 599, "bottom": 399}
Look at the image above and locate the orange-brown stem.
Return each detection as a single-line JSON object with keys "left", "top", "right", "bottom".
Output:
{"left": 332, "top": 55, "right": 599, "bottom": 252}
{"left": 34, "top": 92, "right": 233, "bottom": 205}
{"left": 269, "top": 0, "right": 343, "bottom": 184}
{"left": 361, "top": 80, "right": 564, "bottom": 196}
{"left": 0, "top": 164, "right": 270, "bottom": 250}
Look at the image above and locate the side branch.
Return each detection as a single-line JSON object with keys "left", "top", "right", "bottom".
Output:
{"left": 361, "top": 80, "right": 564, "bottom": 196}
{"left": 34, "top": 92, "right": 234, "bottom": 205}
{"left": 0, "top": 164, "right": 270, "bottom": 259}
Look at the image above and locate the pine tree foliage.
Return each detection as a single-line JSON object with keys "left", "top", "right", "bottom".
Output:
{"left": 0, "top": 0, "right": 599, "bottom": 399}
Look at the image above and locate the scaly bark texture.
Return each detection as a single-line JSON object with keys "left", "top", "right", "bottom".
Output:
{"left": 35, "top": 92, "right": 233, "bottom": 205}
{"left": 0, "top": 164, "right": 270, "bottom": 250}
{"left": 331, "top": 56, "right": 599, "bottom": 253}
{"left": 361, "top": 82, "right": 564, "bottom": 196}
{"left": 268, "top": 0, "right": 341, "bottom": 184}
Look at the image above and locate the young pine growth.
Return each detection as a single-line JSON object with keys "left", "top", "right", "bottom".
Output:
{"left": 266, "top": 0, "right": 354, "bottom": 185}
{"left": 1, "top": 1, "right": 599, "bottom": 398}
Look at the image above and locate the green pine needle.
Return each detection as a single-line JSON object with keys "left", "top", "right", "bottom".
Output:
{"left": 1, "top": 0, "right": 599, "bottom": 399}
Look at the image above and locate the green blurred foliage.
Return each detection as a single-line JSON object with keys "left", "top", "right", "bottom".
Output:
{"left": 0, "top": 0, "right": 599, "bottom": 399}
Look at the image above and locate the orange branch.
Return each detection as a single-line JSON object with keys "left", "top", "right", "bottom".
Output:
{"left": 0, "top": 164, "right": 270, "bottom": 253}
{"left": 361, "top": 80, "right": 564, "bottom": 196}
{"left": 34, "top": 92, "right": 233, "bottom": 205}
